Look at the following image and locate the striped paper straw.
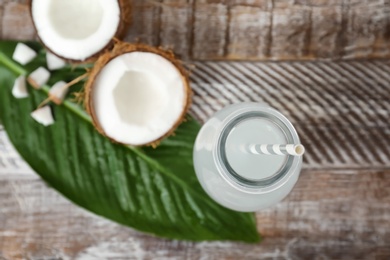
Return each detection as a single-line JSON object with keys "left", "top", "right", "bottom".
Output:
{"left": 249, "top": 144, "right": 305, "bottom": 157}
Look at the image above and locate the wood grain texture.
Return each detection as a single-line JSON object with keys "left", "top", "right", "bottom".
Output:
{"left": 0, "top": 170, "right": 389, "bottom": 259}
{"left": 1, "top": 0, "right": 390, "bottom": 60}
{"left": 189, "top": 60, "right": 390, "bottom": 169}
{"left": 1, "top": 60, "right": 390, "bottom": 259}
{"left": 0, "top": 1, "right": 36, "bottom": 41}
{"left": 0, "top": 0, "right": 390, "bottom": 257}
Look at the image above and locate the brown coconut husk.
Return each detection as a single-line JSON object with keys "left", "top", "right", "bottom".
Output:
{"left": 84, "top": 41, "right": 192, "bottom": 147}
{"left": 28, "top": 0, "right": 132, "bottom": 63}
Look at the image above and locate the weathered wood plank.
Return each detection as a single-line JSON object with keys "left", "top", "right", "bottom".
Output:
{"left": 226, "top": 6, "right": 271, "bottom": 59}
{"left": 189, "top": 60, "right": 390, "bottom": 168}
{"left": 1, "top": 0, "right": 390, "bottom": 60}
{"left": 0, "top": 169, "right": 389, "bottom": 259}
{"left": 124, "top": 0, "right": 161, "bottom": 46}
{"left": 159, "top": 0, "right": 194, "bottom": 59}
{"left": 270, "top": 6, "right": 312, "bottom": 59}
{"left": 192, "top": 2, "right": 228, "bottom": 59}
{"left": 310, "top": 5, "right": 343, "bottom": 58}
{"left": 294, "top": 0, "right": 342, "bottom": 6}
{"left": 344, "top": 0, "right": 390, "bottom": 59}
{"left": 1, "top": 2, "right": 35, "bottom": 41}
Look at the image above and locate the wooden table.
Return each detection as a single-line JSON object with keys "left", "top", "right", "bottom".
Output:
{"left": 1, "top": 1, "right": 390, "bottom": 259}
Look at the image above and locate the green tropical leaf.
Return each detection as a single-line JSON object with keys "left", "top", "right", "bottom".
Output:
{"left": 0, "top": 41, "right": 260, "bottom": 242}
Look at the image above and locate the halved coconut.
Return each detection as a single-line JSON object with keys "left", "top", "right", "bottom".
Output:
{"left": 85, "top": 43, "right": 191, "bottom": 146}
{"left": 30, "top": 0, "right": 131, "bottom": 62}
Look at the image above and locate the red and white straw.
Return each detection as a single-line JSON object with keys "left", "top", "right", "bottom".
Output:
{"left": 249, "top": 144, "right": 305, "bottom": 157}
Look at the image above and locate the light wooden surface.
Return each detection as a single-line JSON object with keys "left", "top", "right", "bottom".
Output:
{"left": 0, "top": 169, "right": 389, "bottom": 259}
{"left": 1, "top": 0, "right": 390, "bottom": 259}
{"left": 0, "top": 0, "right": 390, "bottom": 60}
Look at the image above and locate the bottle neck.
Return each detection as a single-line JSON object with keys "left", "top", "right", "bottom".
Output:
{"left": 215, "top": 109, "right": 300, "bottom": 192}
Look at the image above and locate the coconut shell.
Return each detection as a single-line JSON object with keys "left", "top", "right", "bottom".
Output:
{"left": 84, "top": 42, "right": 192, "bottom": 147}
{"left": 28, "top": 0, "right": 132, "bottom": 63}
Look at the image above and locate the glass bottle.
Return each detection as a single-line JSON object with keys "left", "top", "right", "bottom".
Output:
{"left": 193, "top": 103, "right": 303, "bottom": 212}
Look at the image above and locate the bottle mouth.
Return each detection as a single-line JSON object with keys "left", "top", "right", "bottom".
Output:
{"left": 215, "top": 106, "right": 301, "bottom": 193}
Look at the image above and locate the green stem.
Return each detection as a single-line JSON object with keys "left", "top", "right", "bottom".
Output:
{"left": 63, "top": 101, "right": 92, "bottom": 123}
{"left": 0, "top": 52, "right": 26, "bottom": 75}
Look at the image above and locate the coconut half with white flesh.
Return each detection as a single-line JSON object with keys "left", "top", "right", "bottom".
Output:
{"left": 30, "top": 0, "right": 131, "bottom": 62}
{"left": 85, "top": 43, "right": 191, "bottom": 146}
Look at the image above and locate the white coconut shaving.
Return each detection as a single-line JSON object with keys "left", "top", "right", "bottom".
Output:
{"left": 31, "top": 0, "right": 120, "bottom": 61}
{"left": 92, "top": 51, "right": 187, "bottom": 145}
{"left": 12, "top": 43, "right": 37, "bottom": 65}
{"left": 46, "top": 52, "right": 66, "bottom": 70}
{"left": 28, "top": 67, "right": 51, "bottom": 89}
{"left": 49, "top": 81, "right": 68, "bottom": 102}
{"left": 12, "top": 75, "right": 28, "bottom": 99}
{"left": 31, "top": 106, "right": 54, "bottom": 127}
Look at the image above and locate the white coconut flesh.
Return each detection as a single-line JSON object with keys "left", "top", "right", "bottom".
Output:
{"left": 46, "top": 52, "right": 66, "bottom": 70}
{"left": 12, "top": 43, "right": 37, "bottom": 65}
{"left": 12, "top": 76, "right": 28, "bottom": 99}
{"left": 31, "top": 106, "right": 54, "bottom": 127}
{"left": 31, "top": 0, "right": 120, "bottom": 61}
{"left": 49, "top": 81, "right": 68, "bottom": 102}
{"left": 92, "top": 52, "right": 187, "bottom": 145}
{"left": 28, "top": 67, "right": 50, "bottom": 89}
